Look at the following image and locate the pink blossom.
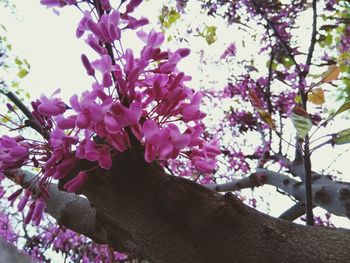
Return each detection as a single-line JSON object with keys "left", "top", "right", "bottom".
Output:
{"left": 181, "top": 92, "right": 206, "bottom": 122}
{"left": 7, "top": 189, "right": 23, "bottom": 202}
{"left": 98, "top": 150, "right": 112, "bottom": 170}
{"left": 53, "top": 158, "right": 76, "bottom": 179}
{"left": 55, "top": 115, "right": 76, "bottom": 129}
{"left": 40, "top": 0, "right": 76, "bottom": 8}
{"left": 0, "top": 136, "right": 29, "bottom": 170}
{"left": 220, "top": 43, "right": 236, "bottom": 59}
{"left": 193, "top": 158, "right": 216, "bottom": 173}
{"left": 24, "top": 202, "right": 35, "bottom": 224}
{"left": 32, "top": 198, "right": 47, "bottom": 225}
{"left": 127, "top": 17, "right": 149, "bottom": 29}
{"left": 63, "top": 171, "right": 88, "bottom": 193}
{"left": 81, "top": 54, "right": 95, "bottom": 76}
{"left": 175, "top": 48, "right": 191, "bottom": 58}
{"left": 0, "top": 5, "right": 222, "bottom": 224}
{"left": 100, "top": 0, "right": 111, "bottom": 11}
{"left": 86, "top": 34, "right": 107, "bottom": 55}
{"left": 17, "top": 190, "right": 31, "bottom": 212}
{"left": 125, "top": 0, "right": 143, "bottom": 13}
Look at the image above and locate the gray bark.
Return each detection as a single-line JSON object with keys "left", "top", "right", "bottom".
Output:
{"left": 206, "top": 160, "right": 350, "bottom": 219}
{"left": 0, "top": 239, "right": 34, "bottom": 263}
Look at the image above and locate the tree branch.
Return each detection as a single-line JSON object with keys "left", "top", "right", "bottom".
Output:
{"left": 301, "top": 0, "right": 318, "bottom": 226}
{"left": 279, "top": 203, "right": 307, "bottom": 221}
{"left": 305, "top": 0, "right": 318, "bottom": 67}
{"left": 0, "top": 238, "right": 34, "bottom": 263}
{"left": 0, "top": 89, "right": 49, "bottom": 140}
{"left": 251, "top": 0, "right": 301, "bottom": 72}
{"left": 5, "top": 170, "right": 108, "bottom": 245}
{"left": 206, "top": 167, "right": 350, "bottom": 219}
{"left": 3, "top": 150, "right": 350, "bottom": 262}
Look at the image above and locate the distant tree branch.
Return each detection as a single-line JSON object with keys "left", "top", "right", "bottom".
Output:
{"left": 305, "top": 0, "right": 318, "bottom": 67}
{"left": 251, "top": 0, "right": 301, "bottom": 72}
{"left": 206, "top": 165, "right": 350, "bottom": 219}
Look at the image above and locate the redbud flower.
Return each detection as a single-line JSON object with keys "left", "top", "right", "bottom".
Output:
{"left": 176, "top": 48, "right": 191, "bottom": 58}
{"left": 17, "top": 190, "right": 31, "bottom": 212}
{"left": 100, "top": 0, "right": 111, "bottom": 11}
{"left": 126, "top": 0, "right": 143, "bottom": 13}
{"left": 24, "top": 202, "right": 35, "bottom": 224}
{"left": 81, "top": 54, "right": 95, "bottom": 76}
{"left": 63, "top": 171, "right": 88, "bottom": 193}
{"left": 7, "top": 189, "right": 23, "bottom": 202}
{"left": 6, "top": 103, "right": 14, "bottom": 111}
{"left": 32, "top": 198, "right": 46, "bottom": 226}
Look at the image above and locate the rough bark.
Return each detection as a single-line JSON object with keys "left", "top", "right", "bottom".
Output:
{"left": 7, "top": 148, "right": 350, "bottom": 262}
{"left": 206, "top": 160, "right": 350, "bottom": 219}
{"left": 54, "top": 148, "right": 350, "bottom": 263}
{"left": 0, "top": 238, "right": 34, "bottom": 263}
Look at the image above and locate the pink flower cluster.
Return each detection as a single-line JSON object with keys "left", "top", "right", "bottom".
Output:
{"left": 27, "top": 225, "right": 128, "bottom": 262}
{"left": 0, "top": 212, "right": 17, "bottom": 244}
{"left": 0, "top": 136, "right": 29, "bottom": 171}
{"left": 0, "top": 0, "right": 220, "bottom": 224}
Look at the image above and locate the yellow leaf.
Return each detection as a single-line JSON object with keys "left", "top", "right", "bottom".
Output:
{"left": 258, "top": 110, "right": 276, "bottom": 130}
{"left": 308, "top": 88, "right": 325, "bottom": 105}
{"left": 321, "top": 65, "right": 340, "bottom": 83}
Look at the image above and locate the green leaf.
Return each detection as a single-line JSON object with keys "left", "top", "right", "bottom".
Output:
{"left": 11, "top": 81, "right": 19, "bottom": 88}
{"left": 159, "top": 8, "right": 180, "bottom": 29}
{"left": 334, "top": 102, "right": 350, "bottom": 116}
{"left": 291, "top": 109, "right": 312, "bottom": 139}
{"left": 0, "top": 24, "right": 7, "bottom": 32}
{"left": 159, "top": 14, "right": 165, "bottom": 23}
{"left": 18, "top": 68, "right": 28, "bottom": 78}
{"left": 325, "top": 33, "right": 333, "bottom": 46}
{"left": 168, "top": 9, "right": 180, "bottom": 24}
{"left": 15, "top": 57, "right": 23, "bottom": 66}
{"left": 283, "top": 57, "right": 293, "bottom": 68}
{"left": 203, "top": 26, "right": 217, "bottom": 45}
{"left": 332, "top": 128, "right": 350, "bottom": 145}
{"left": 23, "top": 59, "right": 31, "bottom": 69}
{"left": 294, "top": 95, "right": 302, "bottom": 103}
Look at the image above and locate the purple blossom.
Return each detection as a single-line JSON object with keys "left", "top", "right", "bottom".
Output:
{"left": 0, "top": 1, "right": 221, "bottom": 227}
{"left": 63, "top": 171, "right": 88, "bottom": 193}
{"left": 126, "top": 0, "right": 143, "bottom": 13}
{"left": 220, "top": 43, "right": 236, "bottom": 59}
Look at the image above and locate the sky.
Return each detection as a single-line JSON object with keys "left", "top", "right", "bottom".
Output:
{"left": 1, "top": 0, "right": 350, "bottom": 230}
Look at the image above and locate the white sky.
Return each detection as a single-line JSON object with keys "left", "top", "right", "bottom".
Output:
{"left": 1, "top": 0, "right": 350, "bottom": 229}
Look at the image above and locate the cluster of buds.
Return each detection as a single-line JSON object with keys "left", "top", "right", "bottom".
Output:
{"left": 0, "top": 0, "right": 220, "bottom": 225}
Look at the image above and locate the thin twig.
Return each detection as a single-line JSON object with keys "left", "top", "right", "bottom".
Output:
{"left": 0, "top": 89, "right": 49, "bottom": 140}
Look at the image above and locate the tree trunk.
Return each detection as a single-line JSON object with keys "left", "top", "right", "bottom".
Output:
{"left": 58, "top": 147, "right": 350, "bottom": 263}
{"left": 0, "top": 239, "right": 34, "bottom": 263}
